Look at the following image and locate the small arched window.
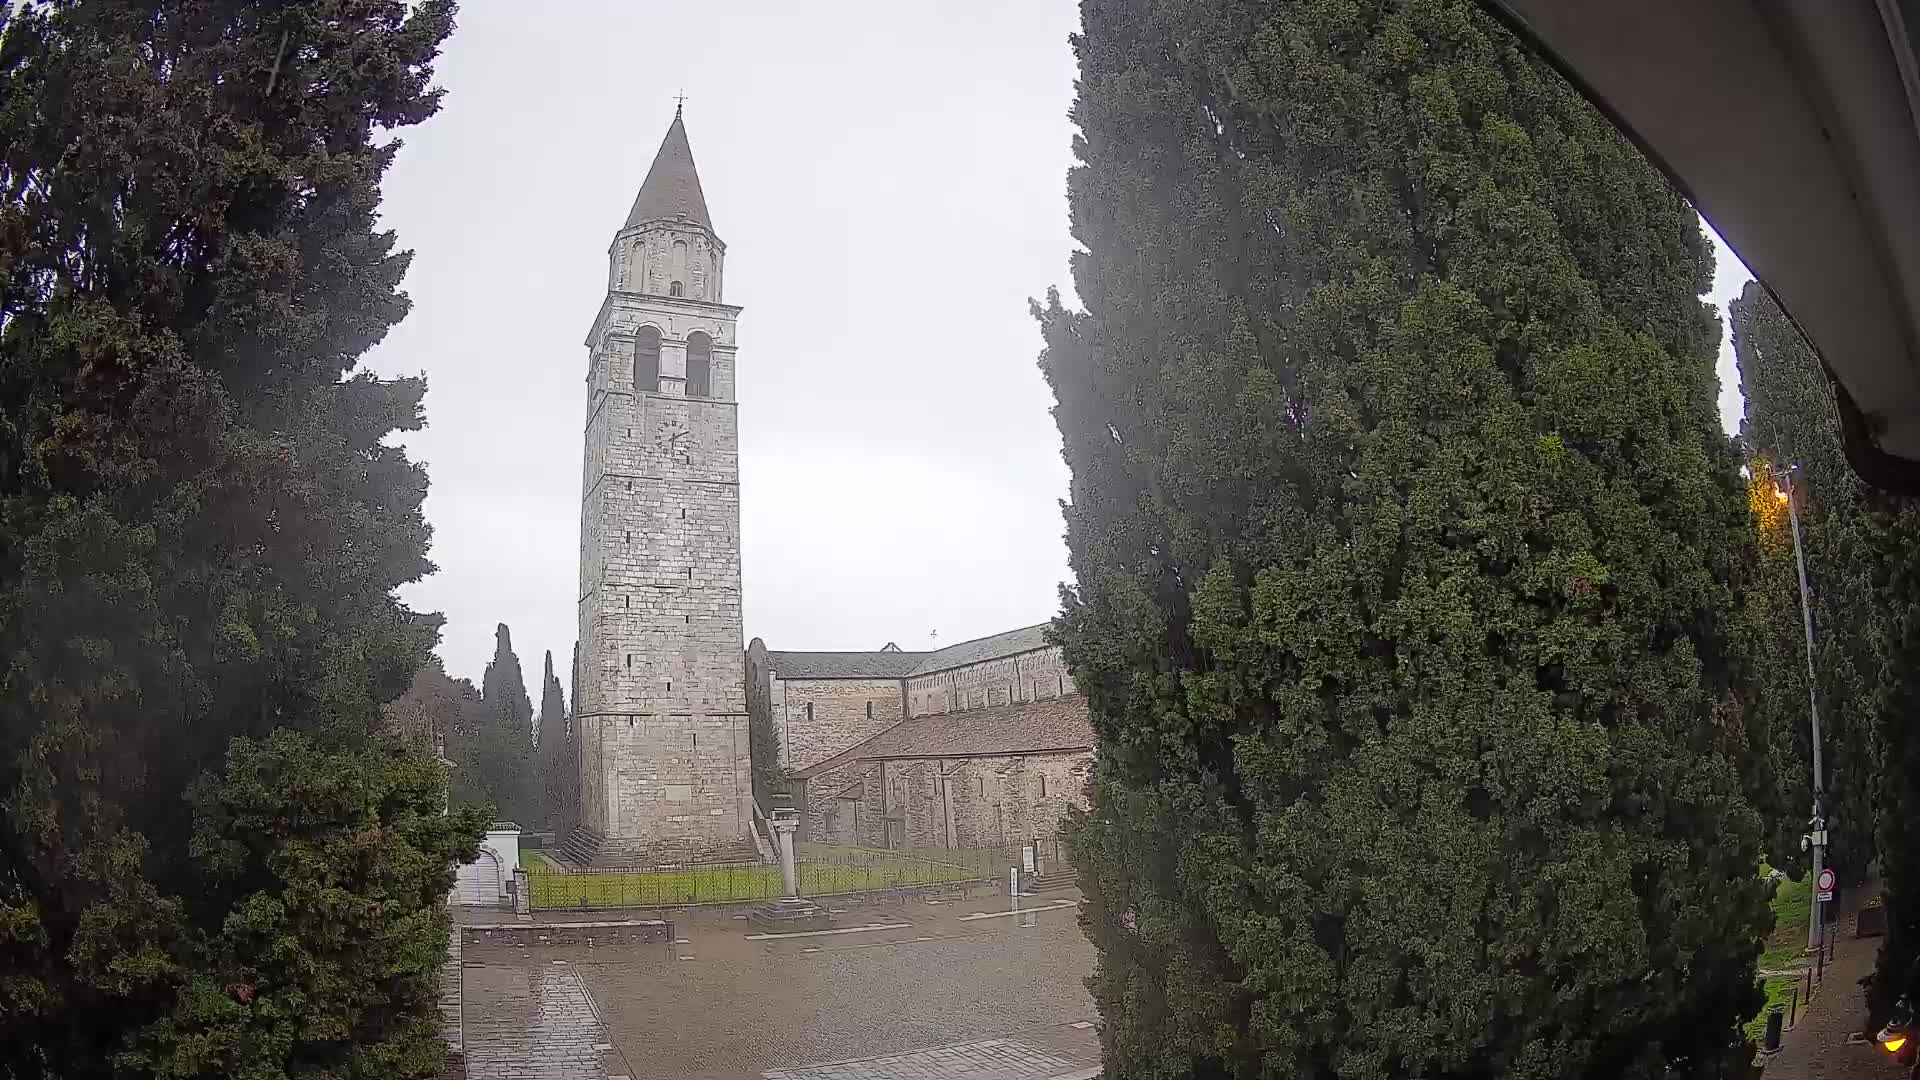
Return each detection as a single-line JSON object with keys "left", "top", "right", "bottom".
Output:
{"left": 669, "top": 280, "right": 684, "bottom": 297}
{"left": 635, "top": 326, "right": 661, "bottom": 392}
{"left": 686, "top": 331, "right": 712, "bottom": 398}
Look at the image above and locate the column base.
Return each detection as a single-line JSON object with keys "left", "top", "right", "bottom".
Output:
{"left": 749, "top": 897, "right": 828, "bottom": 930}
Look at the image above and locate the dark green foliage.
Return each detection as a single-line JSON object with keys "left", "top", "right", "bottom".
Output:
{"left": 0, "top": 1, "right": 470, "bottom": 1075}
{"left": 746, "top": 645, "right": 778, "bottom": 808}
{"left": 536, "top": 649, "right": 572, "bottom": 830}
{"left": 1730, "top": 281, "right": 1881, "bottom": 882}
{"left": 1871, "top": 507, "right": 1920, "bottom": 1019}
{"left": 450, "top": 623, "right": 535, "bottom": 826}
{"left": 1042, "top": 1, "right": 1769, "bottom": 1076}
{"left": 1730, "top": 285, "right": 1920, "bottom": 1021}
{"left": 129, "top": 731, "right": 487, "bottom": 1077}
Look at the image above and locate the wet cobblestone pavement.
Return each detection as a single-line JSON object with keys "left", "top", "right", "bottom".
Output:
{"left": 460, "top": 893, "right": 1098, "bottom": 1080}
{"left": 461, "top": 962, "right": 613, "bottom": 1080}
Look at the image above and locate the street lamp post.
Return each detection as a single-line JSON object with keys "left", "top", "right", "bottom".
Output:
{"left": 1778, "top": 469, "right": 1827, "bottom": 952}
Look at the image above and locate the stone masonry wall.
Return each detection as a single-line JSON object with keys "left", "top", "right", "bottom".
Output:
{"left": 803, "top": 751, "right": 1090, "bottom": 852}
{"left": 612, "top": 219, "right": 724, "bottom": 305}
{"left": 905, "top": 646, "right": 1073, "bottom": 717}
{"left": 803, "top": 757, "right": 869, "bottom": 845}
{"left": 771, "top": 677, "right": 906, "bottom": 772}
{"left": 575, "top": 232, "right": 749, "bottom": 859}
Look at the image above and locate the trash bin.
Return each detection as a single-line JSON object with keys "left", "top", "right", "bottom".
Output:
{"left": 1764, "top": 1005, "right": 1785, "bottom": 1053}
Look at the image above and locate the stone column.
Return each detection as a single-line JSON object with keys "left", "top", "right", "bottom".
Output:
{"left": 775, "top": 816, "right": 799, "bottom": 898}
{"left": 750, "top": 807, "right": 824, "bottom": 928}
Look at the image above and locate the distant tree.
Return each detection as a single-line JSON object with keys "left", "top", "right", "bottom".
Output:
{"left": 0, "top": 2, "right": 481, "bottom": 1076}
{"left": 386, "top": 659, "right": 484, "bottom": 757}
{"left": 536, "top": 650, "right": 572, "bottom": 829}
{"left": 450, "top": 624, "right": 535, "bottom": 825}
{"left": 1041, "top": 1, "right": 1769, "bottom": 1076}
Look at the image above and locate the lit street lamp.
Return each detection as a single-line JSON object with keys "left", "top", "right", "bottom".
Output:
{"left": 1776, "top": 467, "right": 1827, "bottom": 953}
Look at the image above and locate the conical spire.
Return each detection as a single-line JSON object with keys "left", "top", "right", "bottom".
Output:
{"left": 624, "top": 111, "right": 712, "bottom": 231}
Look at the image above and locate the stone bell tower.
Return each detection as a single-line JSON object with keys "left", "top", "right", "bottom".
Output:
{"left": 571, "top": 107, "right": 751, "bottom": 863}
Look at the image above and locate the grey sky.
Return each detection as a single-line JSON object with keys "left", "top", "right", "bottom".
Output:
{"left": 365, "top": 2, "right": 1753, "bottom": 686}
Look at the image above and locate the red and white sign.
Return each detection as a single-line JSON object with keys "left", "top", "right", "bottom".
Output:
{"left": 1817, "top": 867, "right": 1836, "bottom": 902}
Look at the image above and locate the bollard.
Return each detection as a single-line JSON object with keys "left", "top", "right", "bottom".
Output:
{"left": 1788, "top": 986, "right": 1798, "bottom": 1029}
{"left": 1763, "top": 1005, "right": 1785, "bottom": 1053}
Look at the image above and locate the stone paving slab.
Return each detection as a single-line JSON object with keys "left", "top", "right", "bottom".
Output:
{"left": 761, "top": 1038, "right": 1096, "bottom": 1080}
{"left": 462, "top": 964, "right": 613, "bottom": 1080}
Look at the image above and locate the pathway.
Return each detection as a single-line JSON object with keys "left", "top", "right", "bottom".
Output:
{"left": 1758, "top": 896, "right": 1905, "bottom": 1079}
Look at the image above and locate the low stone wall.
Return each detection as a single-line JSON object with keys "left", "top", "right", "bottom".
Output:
{"left": 462, "top": 919, "right": 676, "bottom": 949}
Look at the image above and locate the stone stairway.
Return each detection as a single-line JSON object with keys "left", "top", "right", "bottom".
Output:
{"left": 1024, "top": 868, "right": 1077, "bottom": 894}
{"left": 554, "top": 825, "right": 606, "bottom": 867}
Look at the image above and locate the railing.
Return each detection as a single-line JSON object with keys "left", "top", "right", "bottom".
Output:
{"left": 526, "top": 848, "right": 997, "bottom": 910}
{"left": 747, "top": 800, "right": 777, "bottom": 865}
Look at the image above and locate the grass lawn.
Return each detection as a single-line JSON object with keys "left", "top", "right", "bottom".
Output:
{"left": 1758, "top": 869, "right": 1814, "bottom": 972}
{"left": 1744, "top": 866, "right": 1818, "bottom": 1041}
{"left": 1745, "top": 975, "right": 1798, "bottom": 1040}
{"left": 526, "top": 847, "right": 991, "bottom": 910}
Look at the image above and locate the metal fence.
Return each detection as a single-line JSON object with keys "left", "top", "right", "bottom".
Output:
{"left": 526, "top": 849, "right": 999, "bottom": 911}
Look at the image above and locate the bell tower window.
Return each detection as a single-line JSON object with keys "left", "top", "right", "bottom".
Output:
{"left": 686, "top": 331, "right": 712, "bottom": 398}
{"left": 669, "top": 280, "right": 684, "bottom": 297}
{"left": 635, "top": 326, "right": 661, "bottom": 392}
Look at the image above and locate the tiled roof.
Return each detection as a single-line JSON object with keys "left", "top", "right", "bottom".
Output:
{"left": 625, "top": 113, "right": 712, "bottom": 230}
{"left": 765, "top": 650, "right": 928, "bottom": 680}
{"left": 797, "top": 695, "right": 1093, "bottom": 778}
{"left": 906, "top": 623, "right": 1052, "bottom": 676}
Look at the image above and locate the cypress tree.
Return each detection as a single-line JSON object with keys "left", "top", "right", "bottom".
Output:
{"left": 1730, "top": 281, "right": 1881, "bottom": 882}
{"left": 1730, "top": 284, "right": 1920, "bottom": 1022}
{"left": 536, "top": 649, "right": 571, "bottom": 829}
{"left": 453, "top": 623, "right": 535, "bottom": 825}
{"left": 0, "top": 2, "right": 484, "bottom": 1075}
{"left": 1872, "top": 509, "right": 1920, "bottom": 1019}
{"left": 1041, "top": 1, "right": 1769, "bottom": 1076}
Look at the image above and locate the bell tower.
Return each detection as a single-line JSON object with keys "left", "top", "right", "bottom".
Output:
{"left": 573, "top": 107, "right": 750, "bottom": 862}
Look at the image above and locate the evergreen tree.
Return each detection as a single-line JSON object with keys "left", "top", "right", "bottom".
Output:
{"left": 0, "top": 2, "right": 484, "bottom": 1076}
{"left": 1728, "top": 284, "right": 1920, "bottom": 1023}
{"left": 536, "top": 649, "right": 571, "bottom": 829}
{"left": 1040, "top": 2, "right": 1769, "bottom": 1076}
{"left": 451, "top": 624, "right": 535, "bottom": 824}
{"left": 1730, "top": 281, "right": 1882, "bottom": 882}
{"left": 1871, "top": 505, "right": 1920, "bottom": 1020}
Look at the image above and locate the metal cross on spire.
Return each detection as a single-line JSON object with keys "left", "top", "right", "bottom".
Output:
{"left": 674, "top": 89, "right": 687, "bottom": 118}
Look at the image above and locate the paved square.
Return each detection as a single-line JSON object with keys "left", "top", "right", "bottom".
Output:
{"left": 460, "top": 893, "right": 1097, "bottom": 1079}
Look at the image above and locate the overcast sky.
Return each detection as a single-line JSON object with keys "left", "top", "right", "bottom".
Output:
{"left": 364, "top": 2, "right": 1754, "bottom": 687}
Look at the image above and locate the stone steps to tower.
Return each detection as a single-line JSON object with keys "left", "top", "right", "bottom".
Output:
{"left": 554, "top": 826, "right": 607, "bottom": 868}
